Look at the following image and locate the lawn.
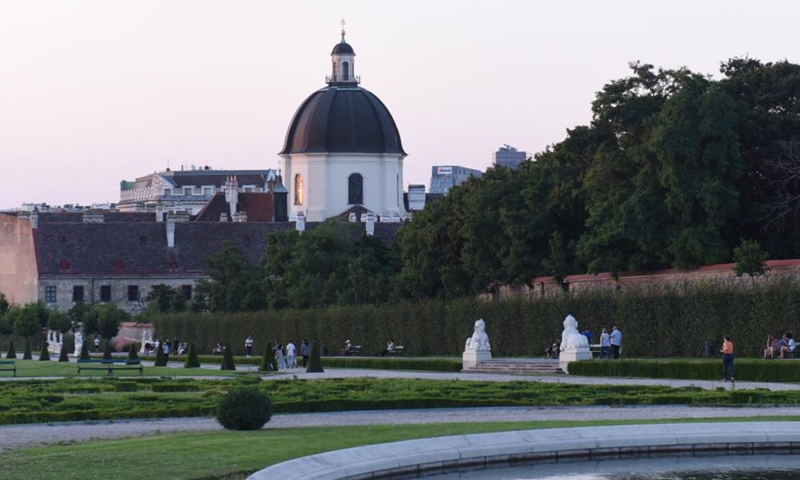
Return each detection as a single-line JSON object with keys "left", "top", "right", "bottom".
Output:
{"left": 3, "top": 418, "right": 797, "bottom": 480}
{"left": 5, "top": 358, "right": 261, "bottom": 378}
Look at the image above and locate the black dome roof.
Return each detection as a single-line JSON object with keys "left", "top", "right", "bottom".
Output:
{"left": 331, "top": 42, "right": 355, "bottom": 55}
{"left": 280, "top": 85, "right": 406, "bottom": 155}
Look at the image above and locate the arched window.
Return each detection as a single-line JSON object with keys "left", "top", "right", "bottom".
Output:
{"left": 348, "top": 173, "right": 363, "bottom": 205}
{"left": 294, "top": 174, "right": 303, "bottom": 206}
{"left": 343, "top": 61, "right": 349, "bottom": 81}
{"left": 332, "top": 62, "right": 337, "bottom": 79}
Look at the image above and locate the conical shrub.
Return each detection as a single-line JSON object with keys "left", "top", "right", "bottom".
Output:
{"left": 184, "top": 343, "right": 200, "bottom": 368}
{"left": 127, "top": 343, "right": 139, "bottom": 361}
{"left": 58, "top": 342, "right": 69, "bottom": 362}
{"left": 306, "top": 341, "right": 324, "bottom": 373}
{"left": 39, "top": 342, "right": 50, "bottom": 361}
{"left": 23, "top": 340, "right": 32, "bottom": 360}
{"left": 221, "top": 342, "right": 236, "bottom": 371}
{"left": 102, "top": 341, "right": 113, "bottom": 361}
{"left": 258, "top": 346, "right": 277, "bottom": 372}
{"left": 154, "top": 344, "right": 167, "bottom": 367}
{"left": 6, "top": 340, "right": 16, "bottom": 359}
{"left": 79, "top": 341, "right": 90, "bottom": 360}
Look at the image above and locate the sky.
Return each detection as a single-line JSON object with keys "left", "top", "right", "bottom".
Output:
{"left": 2, "top": 0, "right": 800, "bottom": 209}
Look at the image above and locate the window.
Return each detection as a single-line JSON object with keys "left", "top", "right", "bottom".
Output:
{"left": 343, "top": 61, "right": 349, "bottom": 81}
{"left": 348, "top": 173, "right": 363, "bottom": 204}
{"left": 163, "top": 188, "right": 172, "bottom": 196}
{"left": 294, "top": 174, "right": 304, "bottom": 205}
{"left": 72, "top": 285, "right": 84, "bottom": 302}
{"left": 203, "top": 187, "right": 213, "bottom": 197}
{"left": 184, "top": 187, "right": 192, "bottom": 196}
{"left": 100, "top": 285, "right": 111, "bottom": 302}
{"left": 181, "top": 285, "right": 192, "bottom": 300}
{"left": 45, "top": 286, "right": 57, "bottom": 303}
{"left": 128, "top": 285, "right": 140, "bottom": 301}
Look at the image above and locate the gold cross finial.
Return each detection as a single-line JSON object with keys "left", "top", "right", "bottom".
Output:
{"left": 340, "top": 18, "right": 346, "bottom": 40}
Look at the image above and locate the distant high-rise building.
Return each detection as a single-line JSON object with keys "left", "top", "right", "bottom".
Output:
{"left": 493, "top": 144, "right": 527, "bottom": 170}
{"left": 429, "top": 165, "right": 483, "bottom": 195}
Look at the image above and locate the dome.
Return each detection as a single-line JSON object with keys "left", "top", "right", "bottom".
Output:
{"left": 280, "top": 85, "right": 407, "bottom": 155}
{"left": 331, "top": 42, "right": 355, "bottom": 55}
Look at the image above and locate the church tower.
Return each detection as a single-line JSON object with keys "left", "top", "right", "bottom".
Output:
{"left": 279, "top": 23, "right": 407, "bottom": 222}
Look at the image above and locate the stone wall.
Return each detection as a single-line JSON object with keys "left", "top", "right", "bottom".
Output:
{"left": 0, "top": 214, "right": 38, "bottom": 305}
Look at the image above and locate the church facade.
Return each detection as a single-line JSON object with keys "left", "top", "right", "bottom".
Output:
{"left": 279, "top": 28, "right": 407, "bottom": 222}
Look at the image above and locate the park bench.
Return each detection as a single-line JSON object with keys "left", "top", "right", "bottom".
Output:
{"left": 77, "top": 358, "right": 143, "bottom": 376}
{"left": 343, "top": 345, "right": 362, "bottom": 356}
{"left": 0, "top": 360, "right": 16, "bottom": 377}
{"left": 385, "top": 345, "right": 404, "bottom": 356}
{"left": 590, "top": 344, "right": 601, "bottom": 358}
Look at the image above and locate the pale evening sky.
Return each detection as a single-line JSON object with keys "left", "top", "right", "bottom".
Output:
{"left": 1, "top": 0, "right": 798, "bottom": 209}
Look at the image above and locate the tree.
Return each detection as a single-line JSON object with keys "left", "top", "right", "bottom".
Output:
{"left": 12, "top": 307, "right": 40, "bottom": 339}
{"left": 127, "top": 343, "right": 140, "bottom": 362}
{"left": 102, "top": 341, "right": 113, "bottom": 360}
{"left": 258, "top": 345, "right": 276, "bottom": 372}
{"left": 93, "top": 303, "right": 128, "bottom": 340}
{"left": 203, "top": 242, "right": 266, "bottom": 312}
{"left": 39, "top": 342, "right": 50, "bottom": 361}
{"left": 5, "top": 340, "right": 15, "bottom": 359}
{"left": 220, "top": 342, "right": 236, "bottom": 371}
{"left": 47, "top": 310, "right": 72, "bottom": 335}
{"left": 733, "top": 239, "right": 770, "bottom": 278}
{"left": 154, "top": 343, "right": 167, "bottom": 366}
{"left": 184, "top": 343, "right": 200, "bottom": 368}
{"left": 141, "top": 284, "right": 187, "bottom": 317}
{"left": 58, "top": 342, "right": 69, "bottom": 362}
{"left": 306, "top": 341, "right": 324, "bottom": 373}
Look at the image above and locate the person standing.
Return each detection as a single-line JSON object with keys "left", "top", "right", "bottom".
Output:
{"left": 581, "top": 328, "right": 593, "bottom": 345}
{"left": 93, "top": 336, "right": 101, "bottom": 352}
{"left": 610, "top": 326, "right": 622, "bottom": 359}
{"left": 162, "top": 340, "right": 170, "bottom": 363}
{"left": 286, "top": 340, "right": 297, "bottom": 368}
{"left": 275, "top": 342, "right": 287, "bottom": 370}
{"left": 300, "top": 339, "right": 311, "bottom": 367}
{"left": 721, "top": 335, "right": 735, "bottom": 382}
{"left": 599, "top": 328, "right": 611, "bottom": 359}
{"left": 245, "top": 336, "right": 254, "bottom": 358}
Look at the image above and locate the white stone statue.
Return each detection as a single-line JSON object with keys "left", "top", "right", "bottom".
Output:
{"left": 560, "top": 314, "right": 589, "bottom": 351}
{"left": 140, "top": 330, "right": 154, "bottom": 354}
{"left": 465, "top": 318, "right": 491, "bottom": 352}
{"left": 73, "top": 330, "right": 84, "bottom": 356}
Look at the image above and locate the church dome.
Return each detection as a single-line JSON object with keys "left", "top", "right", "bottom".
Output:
{"left": 331, "top": 42, "right": 354, "bottom": 55}
{"left": 280, "top": 85, "right": 407, "bottom": 155}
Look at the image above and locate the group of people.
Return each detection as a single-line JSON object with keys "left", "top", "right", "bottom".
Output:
{"left": 143, "top": 338, "right": 185, "bottom": 359}
{"left": 546, "top": 326, "right": 623, "bottom": 359}
{"left": 271, "top": 339, "right": 312, "bottom": 369}
{"left": 763, "top": 332, "right": 796, "bottom": 359}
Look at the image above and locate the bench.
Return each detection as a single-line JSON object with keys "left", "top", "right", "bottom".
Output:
{"left": 386, "top": 345, "right": 404, "bottom": 356}
{"left": 590, "top": 344, "right": 601, "bottom": 358}
{"left": 77, "top": 358, "right": 143, "bottom": 376}
{"left": 343, "top": 345, "right": 362, "bottom": 356}
{"left": 0, "top": 360, "right": 16, "bottom": 377}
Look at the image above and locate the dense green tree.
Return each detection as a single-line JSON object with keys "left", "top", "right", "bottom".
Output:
{"left": 47, "top": 310, "right": 72, "bottom": 334}
{"left": 12, "top": 307, "right": 40, "bottom": 339}
{"left": 203, "top": 242, "right": 266, "bottom": 312}
{"left": 733, "top": 239, "right": 771, "bottom": 278}
{"left": 92, "top": 303, "right": 128, "bottom": 340}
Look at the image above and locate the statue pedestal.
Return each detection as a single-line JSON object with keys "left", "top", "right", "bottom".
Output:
{"left": 462, "top": 350, "right": 492, "bottom": 369}
{"left": 559, "top": 348, "right": 592, "bottom": 374}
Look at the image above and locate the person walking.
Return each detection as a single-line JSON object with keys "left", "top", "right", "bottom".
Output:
{"left": 721, "top": 335, "right": 735, "bottom": 383}
{"left": 599, "top": 328, "right": 611, "bottom": 359}
{"left": 300, "top": 339, "right": 311, "bottom": 367}
{"left": 245, "top": 336, "right": 254, "bottom": 358}
{"left": 286, "top": 340, "right": 297, "bottom": 368}
{"left": 610, "top": 326, "right": 622, "bottom": 359}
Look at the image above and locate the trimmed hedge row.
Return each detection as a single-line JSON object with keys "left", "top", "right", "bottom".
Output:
{"left": 569, "top": 358, "right": 800, "bottom": 382}
{"left": 153, "top": 278, "right": 800, "bottom": 359}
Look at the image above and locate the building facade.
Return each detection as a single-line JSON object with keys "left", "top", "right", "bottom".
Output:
{"left": 429, "top": 165, "right": 484, "bottom": 195}
{"left": 492, "top": 144, "right": 527, "bottom": 170}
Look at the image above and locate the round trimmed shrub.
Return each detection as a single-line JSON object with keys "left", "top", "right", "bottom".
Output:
{"left": 216, "top": 388, "right": 272, "bottom": 431}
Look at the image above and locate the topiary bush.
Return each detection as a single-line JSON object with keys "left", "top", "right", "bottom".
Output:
{"left": 79, "top": 341, "right": 90, "bottom": 360}
{"left": 258, "top": 346, "right": 276, "bottom": 372}
{"left": 221, "top": 342, "right": 236, "bottom": 371}
{"left": 306, "top": 341, "right": 324, "bottom": 373}
{"left": 216, "top": 388, "right": 272, "bottom": 430}
{"left": 154, "top": 344, "right": 167, "bottom": 367}
{"left": 39, "top": 342, "right": 50, "bottom": 361}
{"left": 128, "top": 343, "right": 139, "bottom": 361}
{"left": 184, "top": 343, "right": 200, "bottom": 368}
{"left": 23, "top": 341, "right": 32, "bottom": 360}
{"left": 102, "top": 341, "right": 113, "bottom": 361}
{"left": 58, "top": 342, "right": 69, "bottom": 362}
{"left": 6, "top": 341, "right": 16, "bottom": 359}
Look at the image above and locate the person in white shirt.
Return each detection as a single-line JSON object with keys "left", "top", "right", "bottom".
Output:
{"left": 610, "top": 326, "right": 622, "bottom": 359}
{"left": 780, "top": 332, "right": 796, "bottom": 359}
{"left": 599, "top": 328, "right": 611, "bottom": 359}
{"left": 285, "top": 341, "right": 297, "bottom": 368}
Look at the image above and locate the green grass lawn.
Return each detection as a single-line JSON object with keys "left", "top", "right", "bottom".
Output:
{"left": 3, "top": 417, "right": 798, "bottom": 480}
{"left": 4, "top": 359, "right": 264, "bottom": 378}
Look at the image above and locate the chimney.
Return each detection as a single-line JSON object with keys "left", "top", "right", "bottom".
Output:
{"left": 295, "top": 211, "right": 306, "bottom": 232}
{"left": 155, "top": 203, "right": 165, "bottom": 222}
{"left": 232, "top": 211, "right": 248, "bottom": 223}
{"left": 272, "top": 175, "right": 289, "bottom": 222}
{"left": 224, "top": 175, "right": 239, "bottom": 218}
{"left": 408, "top": 184, "right": 426, "bottom": 211}
{"left": 30, "top": 210, "right": 38, "bottom": 229}
{"left": 166, "top": 210, "right": 190, "bottom": 248}
{"left": 366, "top": 212, "right": 376, "bottom": 236}
{"left": 82, "top": 210, "right": 104, "bottom": 223}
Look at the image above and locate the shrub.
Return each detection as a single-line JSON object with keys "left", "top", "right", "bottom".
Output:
{"left": 216, "top": 388, "right": 272, "bottom": 430}
{"left": 79, "top": 341, "right": 90, "bottom": 360}
{"left": 154, "top": 344, "right": 167, "bottom": 367}
{"left": 184, "top": 344, "right": 200, "bottom": 368}
{"left": 306, "top": 341, "right": 324, "bottom": 373}
{"left": 6, "top": 341, "right": 15, "bottom": 359}
{"left": 259, "top": 346, "right": 276, "bottom": 372}
{"left": 23, "top": 341, "right": 32, "bottom": 360}
{"left": 58, "top": 342, "right": 69, "bottom": 362}
{"left": 39, "top": 342, "right": 50, "bottom": 361}
{"left": 127, "top": 343, "right": 139, "bottom": 361}
{"left": 221, "top": 342, "right": 236, "bottom": 371}
{"left": 102, "top": 341, "right": 113, "bottom": 361}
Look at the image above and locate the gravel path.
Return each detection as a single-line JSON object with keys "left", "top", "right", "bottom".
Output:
{"left": 3, "top": 367, "right": 800, "bottom": 451}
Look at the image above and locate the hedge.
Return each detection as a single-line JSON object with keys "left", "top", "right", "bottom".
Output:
{"left": 569, "top": 358, "right": 800, "bottom": 382}
{"left": 152, "top": 278, "right": 800, "bottom": 359}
